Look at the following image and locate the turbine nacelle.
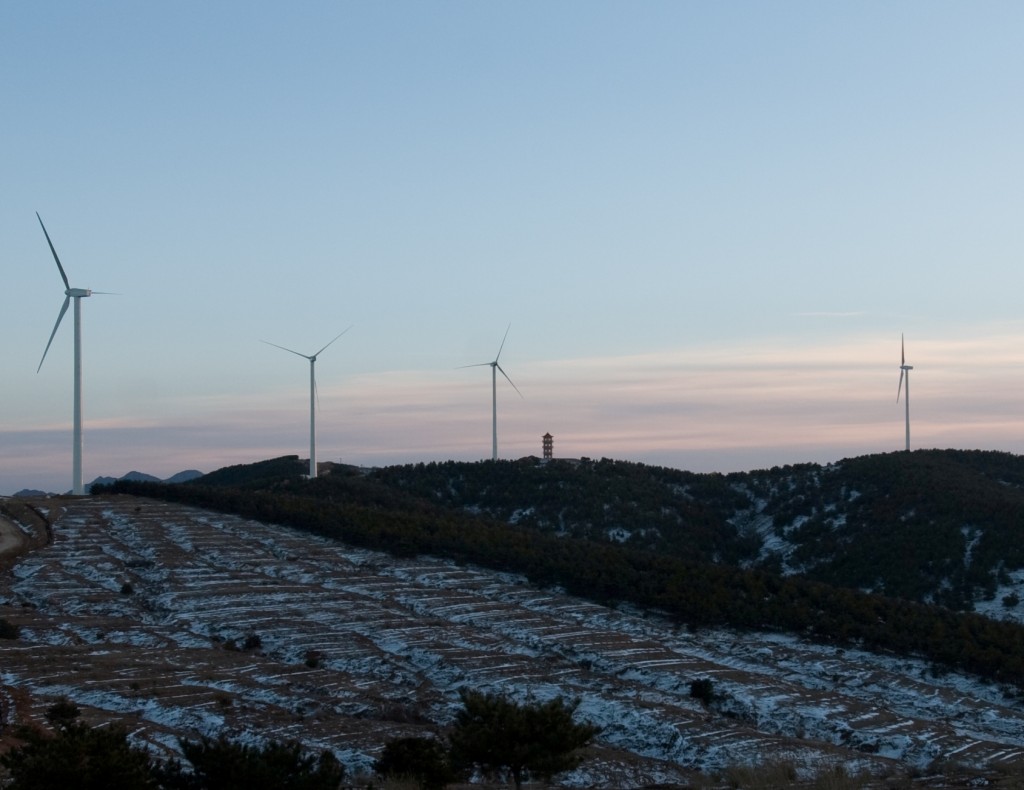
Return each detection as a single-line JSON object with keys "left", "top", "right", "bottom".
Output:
{"left": 66, "top": 288, "right": 92, "bottom": 298}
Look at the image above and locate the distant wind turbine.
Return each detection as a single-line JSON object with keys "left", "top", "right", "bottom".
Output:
{"left": 461, "top": 324, "right": 523, "bottom": 461}
{"left": 262, "top": 328, "right": 351, "bottom": 478}
{"left": 35, "top": 212, "right": 112, "bottom": 496}
{"left": 897, "top": 334, "right": 913, "bottom": 452}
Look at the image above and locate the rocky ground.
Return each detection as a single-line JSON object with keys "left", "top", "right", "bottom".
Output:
{"left": 2, "top": 495, "right": 1024, "bottom": 788}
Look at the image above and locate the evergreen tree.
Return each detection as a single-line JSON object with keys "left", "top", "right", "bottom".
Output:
{"left": 156, "top": 734, "right": 344, "bottom": 790}
{"left": 448, "top": 690, "right": 599, "bottom": 790}
{"left": 0, "top": 699, "right": 157, "bottom": 790}
{"left": 375, "top": 736, "right": 457, "bottom": 790}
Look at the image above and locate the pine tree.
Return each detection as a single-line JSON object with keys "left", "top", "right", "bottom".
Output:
{"left": 0, "top": 699, "right": 157, "bottom": 790}
{"left": 448, "top": 690, "right": 599, "bottom": 790}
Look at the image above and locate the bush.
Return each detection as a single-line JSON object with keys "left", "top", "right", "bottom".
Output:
{"left": 721, "top": 760, "right": 797, "bottom": 789}
{"left": 156, "top": 735, "right": 345, "bottom": 790}
{"left": 0, "top": 617, "right": 20, "bottom": 639}
{"left": 45, "top": 698, "right": 82, "bottom": 731}
{"left": 2, "top": 699, "right": 347, "bottom": 790}
{"left": 0, "top": 699, "right": 157, "bottom": 790}
{"left": 375, "top": 736, "right": 457, "bottom": 790}
{"left": 690, "top": 678, "right": 715, "bottom": 705}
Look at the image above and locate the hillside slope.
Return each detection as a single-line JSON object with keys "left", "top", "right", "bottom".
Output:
{"left": 366, "top": 450, "right": 1024, "bottom": 612}
{"left": 105, "top": 453, "right": 1024, "bottom": 693}
{"left": 3, "top": 496, "right": 1024, "bottom": 787}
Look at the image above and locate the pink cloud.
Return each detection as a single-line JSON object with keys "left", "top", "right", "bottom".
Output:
{"left": 5, "top": 326, "right": 1024, "bottom": 493}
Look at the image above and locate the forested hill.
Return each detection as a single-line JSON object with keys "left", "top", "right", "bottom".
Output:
{"left": 367, "top": 449, "right": 1024, "bottom": 612}
{"left": 136, "top": 449, "right": 1024, "bottom": 613}
{"left": 104, "top": 449, "right": 1024, "bottom": 689}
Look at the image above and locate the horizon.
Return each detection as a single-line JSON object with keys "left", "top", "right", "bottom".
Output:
{"left": 4, "top": 3, "right": 1023, "bottom": 495}
{"left": 5, "top": 325, "right": 1024, "bottom": 495}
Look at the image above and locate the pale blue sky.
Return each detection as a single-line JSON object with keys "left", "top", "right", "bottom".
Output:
{"left": 3, "top": 2, "right": 1023, "bottom": 493}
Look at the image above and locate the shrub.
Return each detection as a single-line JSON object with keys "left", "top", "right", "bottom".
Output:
{"left": 375, "top": 736, "right": 457, "bottom": 790}
{"left": 157, "top": 735, "right": 344, "bottom": 790}
{"left": 0, "top": 617, "right": 20, "bottom": 639}
{"left": 690, "top": 678, "right": 715, "bottom": 705}
{"left": 0, "top": 699, "right": 157, "bottom": 789}
{"left": 45, "top": 698, "right": 82, "bottom": 731}
{"left": 721, "top": 759, "right": 796, "bottom": 788}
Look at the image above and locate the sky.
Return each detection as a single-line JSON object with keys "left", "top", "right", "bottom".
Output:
{"left": 2, "top": 2, "right": 1024, "bottom": 494}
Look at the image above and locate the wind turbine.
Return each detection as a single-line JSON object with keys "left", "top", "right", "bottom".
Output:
{"left": 462, "top": 324, "right": 523, "bottom": 461}
{"left": 897, "top": 334, "right": 913, "bottom": 452}
{"left": 36, "top": 212, "right": 109, "bottom": 496}
{"left": 262, "top": 327, "right": 350, "bottom": 478}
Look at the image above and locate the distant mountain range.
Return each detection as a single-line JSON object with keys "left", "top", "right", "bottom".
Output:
{"left": 14, "top": 469, "right": 203, "bottom": 498}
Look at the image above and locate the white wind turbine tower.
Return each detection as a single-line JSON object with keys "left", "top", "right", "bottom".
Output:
{"left": 263, "top": 328, "right": 351, "bottom": 478}
{"left": 462, "top": 324, "right": 523, "bottom": 461}
{"left": 36, "top": 212, "right": 111, "bottom": 496}
{"left": 897, "top": 334, "right": 913, "bottom": 452}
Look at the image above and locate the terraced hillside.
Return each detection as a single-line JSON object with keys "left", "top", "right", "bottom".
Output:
{"left": 2, "top": 496, "right": 1024, "bottom": 787}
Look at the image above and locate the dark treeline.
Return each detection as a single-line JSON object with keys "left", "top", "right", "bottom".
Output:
{"left": 2, "top": 692, "right": 596, "bottom": 790}
{"left": 104, "top": 457, "right": 1024, "bottom": 691}
{"left": 368, "top": 451, "right": 1024, "bottom": 610}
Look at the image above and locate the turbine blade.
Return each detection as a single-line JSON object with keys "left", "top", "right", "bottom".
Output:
{"left": 495, "top": 322, "right": 511, "bottom": 362}
{"left": 496, "top": 363, "right": 523, "bottom": 398}
{"left": 313, "top": 325, "right": 352, "bottom": 358}
{"left": 38, "top": 295, "right": 71, "bottom": 372}
{"left": 36, "top": 212, "right": 71, "bottom": 290}
{"left": 897, "top": 368, "right": 904, "bottom": 402}
{"left": 901, "top": 333, "right": 905, "bottom": 366}
{"left": 458, "top": 362, "right": 493, "bottom": 369}
{"left": 261, "top": 339, "right": 311, "bottom": 360}
{"left": 314, "top": 367, "right": 321, "bottom": 412}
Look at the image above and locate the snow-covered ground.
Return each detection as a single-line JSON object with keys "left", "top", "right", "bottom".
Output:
{"left": 2, "top": 496, "right": 1024, "bottom": 786}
